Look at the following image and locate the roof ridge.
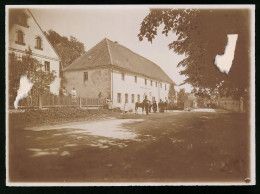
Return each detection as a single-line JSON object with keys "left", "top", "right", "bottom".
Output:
{"left": 105, "top": 38, "right": 113, "bottom": 65}
{"left": 64, "top": 38, "right": 107, "bottom": 70}
{"left": 106, "top": 39, "right": 175, "bottom": 85}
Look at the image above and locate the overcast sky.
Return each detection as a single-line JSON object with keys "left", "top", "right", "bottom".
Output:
{"left": 30, "top": 6, "right": 192, "bottom": 92}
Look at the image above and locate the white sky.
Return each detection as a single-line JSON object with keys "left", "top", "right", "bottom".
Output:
{"left": 30, "top": 7, "right": 192, "bottom": 92}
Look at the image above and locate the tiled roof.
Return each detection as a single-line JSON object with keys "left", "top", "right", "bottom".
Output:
{"left": 64, "top": 38, "right": 175, "bottom": 84}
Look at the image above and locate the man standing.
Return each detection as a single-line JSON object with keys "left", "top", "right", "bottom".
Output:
{"left": 144, "top": 97, "right": 149, "bottom": 115}
{"left": 153, "top": 101, "right": 157, "bottom": 113}
{"left": 71, "top": 88, "right": 77, "bottom": 104}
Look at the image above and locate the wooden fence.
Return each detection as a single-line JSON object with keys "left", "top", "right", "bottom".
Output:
{"left": 217, "top": 100, "right": 243, "bottom": 112}
{"left": 17, "top": 95, "right": 106, "bottom": 109}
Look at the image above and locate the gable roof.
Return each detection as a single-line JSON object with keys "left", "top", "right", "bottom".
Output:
{"left": 27, "top": 9, "right": 61, "bottom": 61}
{"left": 64, "top": 38, "right": 175, "bottom": 84}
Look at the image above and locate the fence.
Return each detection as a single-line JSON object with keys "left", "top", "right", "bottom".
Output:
{"left": 217, "top": 100, "right": 243, "bottom": 112}
{"left": 17, "top": 95, "right": 106, "bottom": 109}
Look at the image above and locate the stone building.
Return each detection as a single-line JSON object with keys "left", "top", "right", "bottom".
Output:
{"left": 8, "top": 8, "right": 61, "bottom": 95}
{"left": 63, "top": 38, "right": 175, "bottom": 110}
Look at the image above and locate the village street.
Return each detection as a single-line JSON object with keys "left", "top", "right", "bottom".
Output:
{"left": 9, "top": 110, "right": 250, "bottom": 183}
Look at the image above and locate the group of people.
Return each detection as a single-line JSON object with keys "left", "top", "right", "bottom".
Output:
{"left": 133, "top": 97, "right": 169, "bottom": 115}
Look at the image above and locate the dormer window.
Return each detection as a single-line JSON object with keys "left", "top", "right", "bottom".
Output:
{"left": 121, "top": 73, "right": 125, "bottom": 81}
{"left": 35, "top": 36, "right": 42, "bottom": 50}
{"left": 15, "top": 30, "right": 25, "bottom": 45}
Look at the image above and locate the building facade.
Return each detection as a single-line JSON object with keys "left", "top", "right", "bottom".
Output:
{"left": 63, "top": 38, "right": 175, "bottom": 110}
{"left": 8, "top": 8, "right": 61, "bottom": 95}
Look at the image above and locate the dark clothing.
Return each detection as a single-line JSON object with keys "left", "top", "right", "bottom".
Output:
{"left": 164, "top": 102, "right": 168, "bottom": 112}
{"left": 149, "top": 103, "right": 152, "bottom": 113}
{"left": 159, "top": 101, "right": 164, "bottom": 113}
{"left": 144, "top": 100, "right": 149, "bottom": 115}
{"left": 153, "top": 102, "right": 157, "bottom": 113}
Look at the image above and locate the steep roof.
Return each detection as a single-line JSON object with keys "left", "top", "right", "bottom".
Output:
{"left": 64, "top": 38, "right": 175, "bottom": 84}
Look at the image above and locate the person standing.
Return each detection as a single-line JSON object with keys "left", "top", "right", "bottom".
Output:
{"left": 62, "top": 87, "right": 67, "bottom": 96}
{"left": 124, "top": 102, "right": 128, "bottom": 113}
{"left": 144, "top": 98, "right": 149, "bottom": 115}
{"left": 158, "top": 99, "right": 162, "bottom": 113}
{"left": 148, "top": 101, "right": 152, "bottom": 113}
{"left": 71, "top": 88, "right": 77, "bottom": 104}
{"left": 153, "top": 101, "right": 157, "bottom": 113}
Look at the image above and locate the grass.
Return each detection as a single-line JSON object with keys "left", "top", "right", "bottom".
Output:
{"left": 8, "top": 107, "right": 122, "bottom": 128}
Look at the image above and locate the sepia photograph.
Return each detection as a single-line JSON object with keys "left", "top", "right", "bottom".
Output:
{"left": 6, "top": 4, "right": 255, "bottom": 186}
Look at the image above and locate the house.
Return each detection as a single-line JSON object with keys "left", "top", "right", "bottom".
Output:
{"left": 63, "top": 38, "right": 175, "bottom": 110}
{"left": 8, "top": 8, "right": 61, "bottom": 95}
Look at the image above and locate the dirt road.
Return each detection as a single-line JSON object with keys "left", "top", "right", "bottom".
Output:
{"left": 8, "top": 111, "right": 250, "bottom": 183}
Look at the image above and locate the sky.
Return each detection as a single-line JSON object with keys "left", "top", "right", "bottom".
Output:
{"left": 30, "top": 6, "right": 192, "bottom": 92}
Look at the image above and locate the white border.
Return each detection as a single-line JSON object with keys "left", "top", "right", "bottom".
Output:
{"left": 5, "top": 4, "right": 255, "bottom": 186}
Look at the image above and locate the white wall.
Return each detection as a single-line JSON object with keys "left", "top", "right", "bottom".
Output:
{"left": 63, "top": 68, "right": 111, "bottom": 98}
{"left": 8, "top": 9, "right": 60, "bottom": 95}
{"left": 112, "top": 69, "right": 171, "bottom": 110}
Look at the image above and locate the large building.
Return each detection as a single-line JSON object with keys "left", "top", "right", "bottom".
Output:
{"left": 63, "top": 38, "right": 175, "bottom": 110}
{"left": 8, "top": 8, "right": 61, "bottom": 95}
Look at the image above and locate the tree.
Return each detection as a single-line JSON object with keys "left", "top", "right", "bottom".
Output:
{"left": 9, "top": 48, "right": 56, "bottom": 106}
{"left": 168, "top": 84, "right": 176, "bottom": 102}
{"left": 138, "top": 9, "right": 250, "bottom": 100}
{"left": 45, "top": 29, "right": 86, "bottom": 69}
{"left": 177, "top": 88, "right": 188, "bottom": 103}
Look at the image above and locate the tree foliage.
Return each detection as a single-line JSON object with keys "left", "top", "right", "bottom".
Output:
{"left": 45, "top": 29, "right": 86, "bottom": 69}
{"left": 138, "top": 9, "right": 250, "bottom": 100}
{"left": 9, "top": 49, "right": 56, "bottom": 103}
{"left": 168, "top": 84, "right": 176, "bottom": 102}
{"left": 177, "top": 88, "right": 188, "bottom": 103}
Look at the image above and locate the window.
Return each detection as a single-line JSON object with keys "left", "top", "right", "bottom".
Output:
{"left": 35, "top": 36, "right": 42, "bottom": 50}
{"left": 165, "top": 84, "right": 167, "bottom": 90}
{"left": 135, "top": 76, "right": 137, "bottom": 83}
{"left": 137, "top": 94, "right": 140, "bottom": 103}
{"left": 150, "top": 80, "right": 153, "bottom": 86}
{"left": 121, "top": 73, "right": 125, "bottom": 81}
{"left": 117, "top": 93, "right": 121, "bottom": 103}
{"left": 16, "top": 30, "right": 25, "bottom": 45}
{"left": 131, "top": 94, "right": 135, "bottom": 103}
{"left": 18, "top": 13, "right": 28, "bottom": 27}
{"left": 145, "top": 78, "right": 147, "bottom": 85}
{"left": 160, "top": 83, "right": 162, "bottom": 88}
{"left": 44, "top": 61, "right": 50, "bottom": 72}
{"left": 156, "top": 82, "right": 157, "bottom": 87}
{"left": 125, "top": 93, "right": 128, "bottom": 103}
{"left": 84, "top": 72, "right": 88, "bottom": 81}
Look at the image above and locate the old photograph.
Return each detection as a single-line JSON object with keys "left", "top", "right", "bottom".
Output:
{"left": 6, "top": 5, "right": 255, "bottom": 186}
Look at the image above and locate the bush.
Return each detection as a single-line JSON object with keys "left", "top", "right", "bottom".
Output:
{"left": 112, "top": 107, "right": 122, "bottom": 112}
{"left": 9, "top": 107, "right": 113, "bottom": 127}
{"left": 167, "top": 103, "right": 184, "bottom": 110}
